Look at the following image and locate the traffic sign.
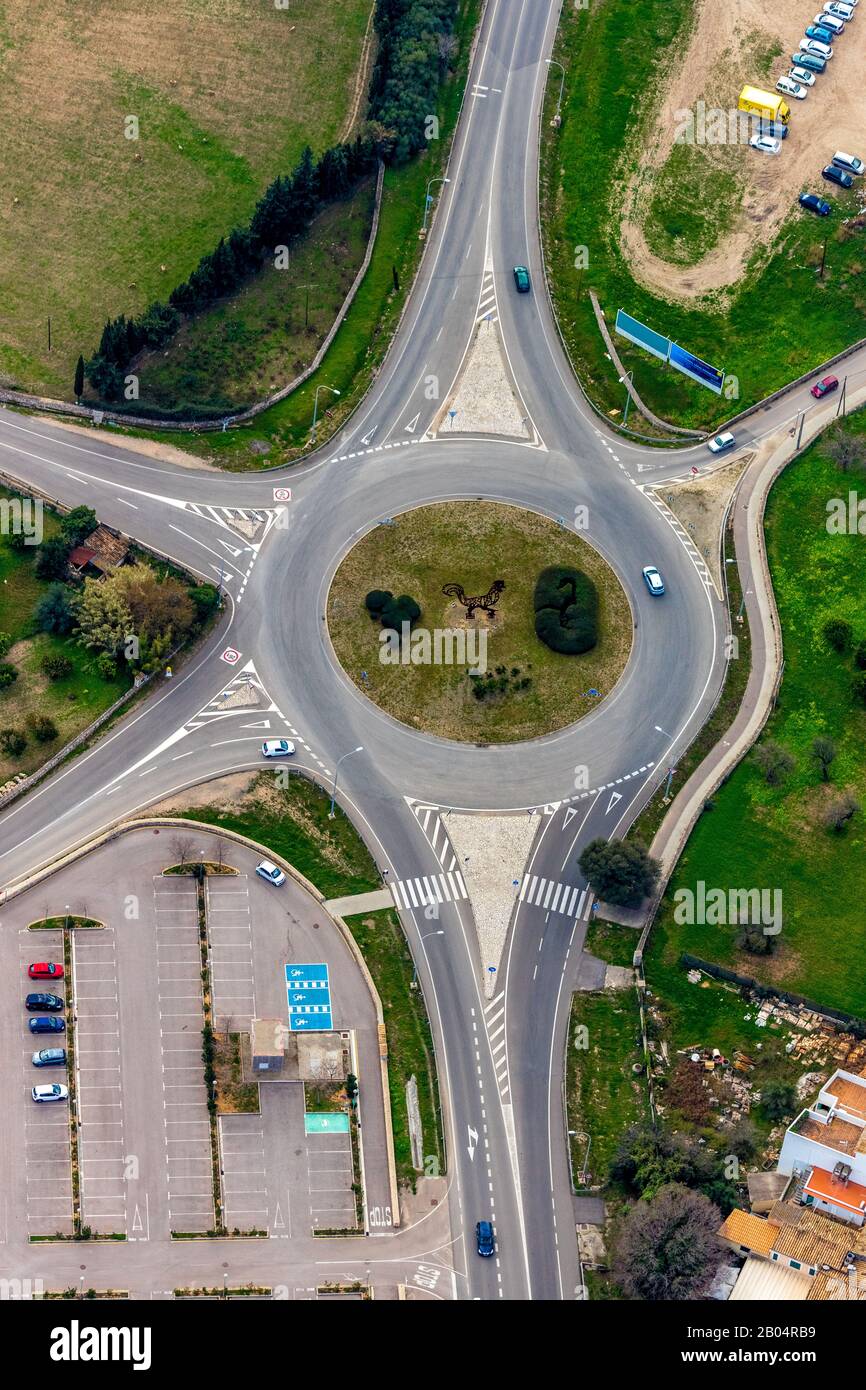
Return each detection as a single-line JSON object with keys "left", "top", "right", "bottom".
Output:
{"left": 272, "top": 487, "right": 292, "bottom": 501}
{"left": 220, "top": 647, "right": 242, "bottom": 665}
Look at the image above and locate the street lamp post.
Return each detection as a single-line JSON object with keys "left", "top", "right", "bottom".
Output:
{"left": 329, "top": 746, "right": 363, "bottom": 818}
{"left": 545, "top": 59, "right": 566, "bottom": 125}
{"left": 423, "top": 177, "right": 450, "bottom": 234}
{"left": 311, "top": 385, "right": 340, "bottom": 445}
{"left": 618, "top": 370, "right": 634, "bottom": 427}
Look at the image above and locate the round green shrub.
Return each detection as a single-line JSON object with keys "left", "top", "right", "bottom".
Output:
{"left": 0, "top": 727, "right": 26, "bottom": 756}
{"left": 0, "top": 661, "right": 18, "bottom": 689}
{"left": 28, "top": 714, "right": 58, "bottom": 743}
{"left": 365, "top": 589, "right": 393, "bottom": 616}
{"left": 533, "top": 566, "right": 598, "bottom": 655}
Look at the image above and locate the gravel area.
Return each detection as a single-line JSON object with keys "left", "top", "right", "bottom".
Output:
{"left": 438, "top": 321, "right": 530, "bottom": 439}
{"left": 445, "top": 811, "right": 540, "bottom": 995}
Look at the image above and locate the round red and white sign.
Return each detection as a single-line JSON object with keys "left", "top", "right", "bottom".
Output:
{"left": 272, "top": 487, "right": 292, "bottom": 501}
{"left": 220, "top": 647, "right": 242, "bottom": 665}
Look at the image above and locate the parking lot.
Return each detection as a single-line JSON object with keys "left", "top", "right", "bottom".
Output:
{"left": 0, "top": 825, "right": 394, "bottom": 1253}
{"left": 13, "top": 928, "right": 74, "bottom": 1239}
{"left": 74, "top": 927, "right": 126, "bottom": 1234}
{"left": 208, "top": 874, "right": 256, "bottom": 1032}
{"left": 220, "top": 1084, "right": 356, "bottom": 1236}
{"left": 152, "top": 874, "right": 213, "bottom": 1234}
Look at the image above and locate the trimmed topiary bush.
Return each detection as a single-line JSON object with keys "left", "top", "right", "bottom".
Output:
{"left": 365, "top": 589, "right": 393, "bottom": 617}
{"left": 533, "top": 566, "right": 598, "bottom": 655}
{"left": 381, "top": 594, "right": 421, "bottom": 628}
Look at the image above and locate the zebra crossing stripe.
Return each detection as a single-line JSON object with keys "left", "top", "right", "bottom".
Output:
{"left": 520, "top": 875, "right": 586, "bottom": 916}
{"left": 389, "top": 872, "right": 469, "bottom": 910}
{"left": 550, "top": 883, "right": 563, "bottom": 912}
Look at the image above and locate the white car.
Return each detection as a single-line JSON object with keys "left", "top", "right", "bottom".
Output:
{"left": 750, "top": 134, "right": 781, "bottom": 155}
{"left": 825, "top": 1, "right": 855, "bottom": 17}
{"left": 801, "top": 37, "right": 833, "bottom": 57}
{"left": 790, "top": 66, "right": 816, "bottom": 85}
{"left": 776, "top": 75, "right": 807, "bottom": 99}
{"left": 255, "top": 859, "right": 286, "bottom": 887}
{"left": 817, "top": 10, "right": 846, "bottom": 31}
{"left": 641, "top": 566, "right": 665, "bottom": 597}
{"left": 832, "top": 150, "right": 864, "bottom": 175}
{"left": 261, "top": 738, "right": 296, "bottom": 758}
{"left": 31, "top": 1083, "right": 69, "bottom": 1103}
{"left": 707, "top": 431, "right": 736, "bottom": 454}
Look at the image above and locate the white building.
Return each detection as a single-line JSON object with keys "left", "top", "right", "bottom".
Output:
{"left": 778, "top": 1069, "right": 866, "bottom": 1227}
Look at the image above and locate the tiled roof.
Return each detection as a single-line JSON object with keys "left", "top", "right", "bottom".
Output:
{"left": 718, "top": 1208, "right": 777, "bottom": 1257}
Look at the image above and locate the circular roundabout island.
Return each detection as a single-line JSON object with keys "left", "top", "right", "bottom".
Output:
{"left": 327, "top": 501, "right": 633, "bottom": 744}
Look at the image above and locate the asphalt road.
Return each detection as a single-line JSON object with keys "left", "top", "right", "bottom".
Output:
{"left": 0, "top": 0, "right": 862, "bottom": 1300}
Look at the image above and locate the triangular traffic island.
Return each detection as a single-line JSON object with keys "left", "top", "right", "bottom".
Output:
{"left": 436, "top": 319, "right": 531, "bottom": 439}
{"left": 443, "top": 812, "right": 539, "bottom": 997}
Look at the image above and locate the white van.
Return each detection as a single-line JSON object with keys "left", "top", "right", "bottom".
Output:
{"left": 832, "top": 150, "right": 864, "bottom": 174}
{"left": 817, "top": 11, "right": 845, "bottom": 32}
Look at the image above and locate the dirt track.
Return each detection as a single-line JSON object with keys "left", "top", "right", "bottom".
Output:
{"left": 620, "top": 0, "right": 866, "bottom": 301}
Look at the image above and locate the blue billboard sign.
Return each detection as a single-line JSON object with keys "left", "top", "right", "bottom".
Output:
{"left": 668, "top": 341, "right": 725, "bottom": 395}
{"left": 285, "top": 962, "right": 333, "bottom": 1031}
{"left": 614, "top": 309, "right": 670, "bottom": 362}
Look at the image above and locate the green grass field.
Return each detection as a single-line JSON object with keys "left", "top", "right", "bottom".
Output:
{"left": 327, "top": 501, "right": 632, "bottom": 743}
{"left": 647, "top": 410, "right": 866, "bottom": 1019}
{"left": 344, "top": 909, "right": 443, "bottom": 1190}
{"left": 169, "top": 772, "right": 380, "bottom": 901}
{"left": 566, "top": 990, "right": 648, "bottom": 1188}
{"left": 541, "top": 0, "right": 866, "bottom": 432}
{"left": 132, "top": 181, "right": 377, "bottom": 416}
{"left": 116, "top": 0, "right": 482, "bottom": 469}
{"left": 0, "top": 0, "right": 373, "bottom": 398}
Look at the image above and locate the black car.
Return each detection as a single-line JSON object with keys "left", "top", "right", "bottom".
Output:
{"left": 25, "top": 992, "right": 64, "bottom": 1012}
{"left": 822, "top": 164, "right": 853, "bottom": 189}
{"left": 476, "top": 1220, "right": 495, "bottom": 1257}
{"left": 29, "top": 1016, "right": 66, "bottom": 1034}
{"left": 798, "top": 192, "right": 832, "bottom": 216}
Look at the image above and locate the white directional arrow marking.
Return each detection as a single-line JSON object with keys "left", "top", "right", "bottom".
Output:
{"left": 467, "top": 1125, "right": 479, "bottom": 1161}
{"left": 606, "top": 791, "right": 623, "bottom": 814}
{"left": 405, "top": 412, "right": 420, "bottom": 433}
{"left": 563, "top": 807, "right": 578, "bottom": 829}
{"left": 272, "top": 1202, "right": 285, "bottom": 1230}
{"left": 360, "top": 426, "right": 378, "bottom": 445}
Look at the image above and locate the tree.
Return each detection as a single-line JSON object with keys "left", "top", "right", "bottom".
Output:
{"left": 761, "top": 1080, "right": 796, "bottom": 1122}
{"left": 823, "top": 617, "right": 853, "bottom": 653}
{"left": 810, "top": 735, "right": 836, "bottom": 783}
{"left": 823, "top": 789, "right": 860, "bottom": 833}
{"left": 34, "top": 584, "right": 77, "bottom": 636}
{"left": 27, "top": 714, "right": 57, "bottom": 744}
{"left": 35, "top": 536, "right": 72, "bottom": 581}
{"left": 188, "top": 584, "right": 220, "bottom": 623}
{"left": 753, "top": 740, "right": 795, "bottom": 786}
{"left": 170, "top": 835, "right": 193, "bottom": 868}
{"left": 111, "top": 563, "right": 195, "bottom": 646}
{"left": 852, "top": 672, "right": 866, "bottom": 708}
{"left": 73, "top": 355, "right": 85, "bottom": 402}
{"left": 0, "top": 632, "right": 11, "bottom": 658}
{"left": 0, "top": 662, "right": 18, "bottom": 689}
{"left": 74, "top": 578, "right": 133, "bottom": 656}
{"left": 826, "top": 429, "right": 866, "bottom": 475}
{"left": 612, "top": 1184, "right": 722, "bottom": 1302}
{"left": 0, "top": 727, "right": 27, "bottom": 756}
{"left": 727, "top": 1117, "right": 758, "bottom": 1162}
{"left": 60, "top": 506, "right": 98, "bottom": 548}
{"left": 578, "top": 837, "right": 660, "bottom": 907}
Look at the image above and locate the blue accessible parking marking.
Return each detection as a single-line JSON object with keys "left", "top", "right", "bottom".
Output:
{"left": 285, "top": 962, "right": 333, "bottom": 1031}
{"left": 304, "top": 1112, "right": 349, "bottom": 1135}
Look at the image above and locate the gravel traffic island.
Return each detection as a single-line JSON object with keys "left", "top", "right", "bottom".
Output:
{"left": 436, "top": 320, "right": 531, "bottom": 439}
{"left": 443, "top": 812, "right": 539, "bottom": 996}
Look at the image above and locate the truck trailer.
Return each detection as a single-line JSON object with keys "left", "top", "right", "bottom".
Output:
{"left": 738, "top": 85, "right": 791, "bottom": 125}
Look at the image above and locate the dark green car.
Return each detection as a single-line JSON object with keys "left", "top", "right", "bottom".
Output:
{"left": 513, "top": 265, "right": 531, "bottom": 293}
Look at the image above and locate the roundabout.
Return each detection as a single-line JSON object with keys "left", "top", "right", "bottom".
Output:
{"left": 326, "top": 499, "right": 633, "bottom": 744}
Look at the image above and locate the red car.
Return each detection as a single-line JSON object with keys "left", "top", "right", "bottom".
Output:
{"left": 811, "top": 374, "right": 839, "bottom": 399}
{"left": 28, "top": 962, "right": 64, "bottom": 980}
